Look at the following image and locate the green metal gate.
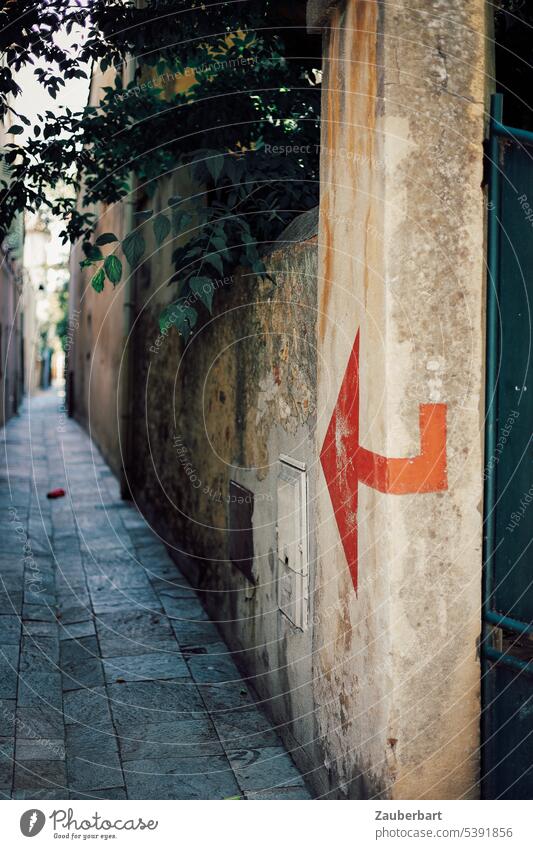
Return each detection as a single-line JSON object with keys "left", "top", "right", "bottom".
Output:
{"left": 483, "top": 94, "right": 533, "bottom": 798}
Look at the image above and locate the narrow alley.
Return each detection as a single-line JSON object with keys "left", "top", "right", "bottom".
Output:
{"left": 1, "top": 0, "right": 532, "bottom": 813}
{"left": 0, "top": 389, "right": 311, "bottom": 800}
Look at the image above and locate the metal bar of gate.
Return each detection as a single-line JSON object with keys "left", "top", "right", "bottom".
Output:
{"left": 492, "top": 121, "right": 533, "bottom": 146}
{"left": 485, "top": 647, "right": 533, "bottom": 676}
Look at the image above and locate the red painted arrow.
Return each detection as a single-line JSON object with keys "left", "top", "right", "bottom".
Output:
{"left": 320, "top": 331, "right": 447, "bottom": 592}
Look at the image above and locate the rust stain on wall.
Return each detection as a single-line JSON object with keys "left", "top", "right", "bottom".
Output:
{"left": 319, "top": 197, "right": 333, "bottom": 340}
{"left": 319, "top": 16, "right": 341, "bottom": 342}
{"left": 318, "top": 0, "right": 379, "bottom": 340}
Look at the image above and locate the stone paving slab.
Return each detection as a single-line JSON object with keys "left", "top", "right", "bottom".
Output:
{"left": 0, "top": 591, "right": 22, "bottom": 614}
{"left": 18, "top": 672, "right": 62, "bottom": 708}
{"left": 122, "top": 755, "right": 241, "bottom": 800}
{"left": 227, "top": 746, "right": 309, "bottom": 793}
{"left": 13, "top": 758, "right": 67, "bottom": 793}
{"left": 19, "top": 640, "right": 59, "bottom": 676}
{"left": 11, "top": 788, "right": 64, "bottom": 800}
{"left": 70, "top": 786, "right": 127, "bottom": 800}
{"left": 20, "top": 634, "right": 59, "bottom": 664}
{"left": 197, "top": 681, "right": 259, "bottom": 713}
{"left": 17, "top": 705, "right": 64, "bottom": 739}
{"left": 0, "top": 699, "right": 16, "bottom": 736}
{"left": 0, "top": 646, "right": 19, "bottom": 698}
{"left": 95, "top": 610, "right": 176, "bottom": 657}
{"left": 22, "top": 621, "right": 57, "bottom": 638}
{"left": 60, "top": 637, "right": 105, "bottom": 692}
{"left": 58, "top": 621, "right": 96, "bottom": 641}
{"left": 0, "top": 616, "right": 21, "bottom": 644}
{"left": 63, "top": 687, "right": 112, "bottom": 731}
{"left": 210, "top": 706, "right": 284, "bottom": 750}
{"left": 171, "top": 618, "right": 223, "bottom": 647}
{"left": 66, "top": 729, "right": 123, "bottom": 793}
{"left": 0, "top": 738, "right": 15, "bottom": 790}
{"left": 160, "top": 594, "right": 210, "bottom": 622}
{"left": 0, "top": 390, "right": 311, "bottom": 799}
{"left": 118, "top": 718, "right": 223, "bottom": 760}
{"left": 152, "top": 578, "right": 198, "bottom": 598}
{"left": 22, "top": 603, "right": 56, "bottom": 622}
{"left": 91, "top": 587, "right": 162, "bottom": 615}
{"left": 16, "top": 737, "right": 65, "bottom": 761}
{"left": 185, "top": 641, "right": 245, "bottom": 684}
{"left": 106, "top": 680, "right": 206, "bottom": 725}
{"left": 102, "top": 651, "right": 189, "bottom": 683}
{"left": 244, "top": 785, "right": 312, "bottom": 800}
{"left": 87, "top": 571, "right": 153, "bottom": 592}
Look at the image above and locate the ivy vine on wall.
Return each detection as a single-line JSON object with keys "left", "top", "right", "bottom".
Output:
{"left": 0, "top": 1, "right": 321, "bottom": 337}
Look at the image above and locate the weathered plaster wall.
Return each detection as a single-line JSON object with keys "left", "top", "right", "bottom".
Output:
{"left": 0, "top": 248, "right": 23, "bottom": 426}
{"left": 313, "top": 0, "right": 487, "bottom": 798}
{"left": 384, "top": 0, "right": 487, "bottom": 799}
{"left": 126, "top": 192, "right": 323, "bottom": 784}
{"left": 22, "top": 219, "right": 48, "bottom": 397}
{"left": 313, "top": 0, "right": 393, "bottom": 799}
{"left": 68, "top": 65, "right": 132, "bottom": 480}
{"left": 69, "top": 201, "right": 127, "bottom": 479}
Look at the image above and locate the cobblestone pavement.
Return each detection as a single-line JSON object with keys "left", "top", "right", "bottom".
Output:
{"left": 0, "top": 390, "right": 311, "bottom": 800}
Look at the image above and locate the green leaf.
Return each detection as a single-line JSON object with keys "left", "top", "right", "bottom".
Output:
{"left": 172, "top": 210, "right": 191, "bottom": 236}
{"left": 95, "top": 232, "right": 118, "bottom": 246}
{"left": 167, "top": 272, "right": 188, "bottom": 297}
{"left": 159, "top": 299, "right": 198, "bottom": 338}
{"left": 82, "top": 243, "right": 103, "bottom": 262}
{"left": 153, "top": 214, "right": 171, "bottom": 246}
{"left": 212, "top": 236, "right": 228, "bottom": 255}
{"left": 6, "top": 125, "right": 24, "bottom": 135}
{"left": 252, "top": 258, "right": 266, "bottom": 275}
{"left": 190, "top": 276, "right": 214, "bottom": 313}
{"left": 91, "top": 267, "right": 105, "bottom": 293}
{"left": 245, "top": 243, "right": 259, "bottom": 264}
{"left": 104, "top": 254, "right": 122, "bottom": 285}
{"left": 205, "top": 253, "right": 223, "bottom": 274}
{"left": 184, "top": 246, "right": 203, "bottom": 261}
{"left": 206, "top": 153, "right": 224, "bottom": 184}
{"left": 171, "top": 246, "right": 187, "bottom": 268}
{"left": 122, "top": 231, "right": 145, "bottom": 268}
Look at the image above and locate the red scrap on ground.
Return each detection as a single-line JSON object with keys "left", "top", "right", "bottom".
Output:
{"left": 46, "top": 488, "right": 66, "bottom": 499}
